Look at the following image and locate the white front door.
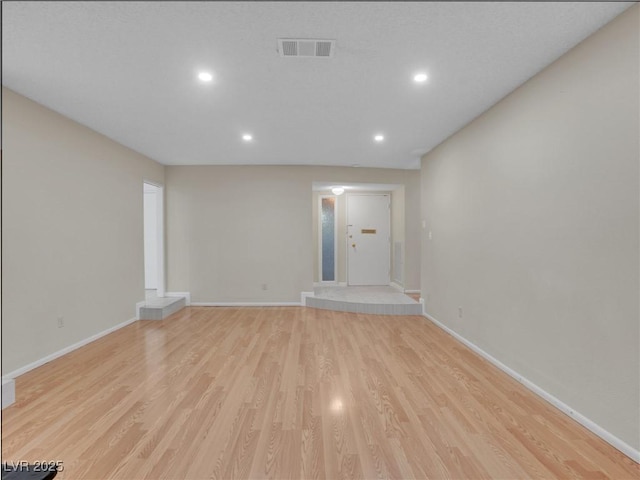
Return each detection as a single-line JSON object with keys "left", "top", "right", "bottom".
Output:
{"left": 347, "top": 194, "right": 390, "bottom": 286}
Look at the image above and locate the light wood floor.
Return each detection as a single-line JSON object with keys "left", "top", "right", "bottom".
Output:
{"left": 2, "top": 307, "right": 638, "bottom": 479}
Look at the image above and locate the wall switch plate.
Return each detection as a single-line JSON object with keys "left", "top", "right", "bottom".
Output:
{"left": 57, "top": 316, "right": 64, "bottom": 328}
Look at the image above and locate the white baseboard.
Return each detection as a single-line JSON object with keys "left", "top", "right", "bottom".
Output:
{"left": 191, "top": 291, "right": 312, "bottom": 307}
{"left": 3, "top": 316, "right": 138, "bottom": 380}
{"left": 166, "top": 291, "right": 191, "bottom": 306}
{"left": 423, "top": 310, "right": 640, "bottom": 464}
{"left": 2, "top": 377, "right": 16, "bottom": 409}
{"left": 191, "top": 302, "right": 301, "bottom": 307}
{"left": 404, "top": 289, "right": 421, "bottom": 294}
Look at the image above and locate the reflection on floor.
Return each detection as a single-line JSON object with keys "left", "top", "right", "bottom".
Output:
{"left": 306, "top": 285, "right": 423, "bottom": 315}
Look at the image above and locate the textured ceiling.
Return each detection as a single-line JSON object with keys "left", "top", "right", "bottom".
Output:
{"left": 2, "top": 2, "right": 633, "bottom": 169}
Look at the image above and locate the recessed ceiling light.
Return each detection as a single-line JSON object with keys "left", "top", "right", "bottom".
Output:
{"left": 374, "top": 134, "right": 384, "bottom": 142}
{"left": 413, "top": 72, "right": 428, "bottom": 83}
{"left": 198, "top": 71, "right": 213, "bottom": 82}
{"left": 242, "top": 134, "right": 253, "bottom": 141}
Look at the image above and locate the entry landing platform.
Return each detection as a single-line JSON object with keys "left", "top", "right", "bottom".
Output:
{"left": 306, "top": 286, "right": 422, "bottom": 316}
{"left": 139, "top": 291, "right": 186, "bottom": 320}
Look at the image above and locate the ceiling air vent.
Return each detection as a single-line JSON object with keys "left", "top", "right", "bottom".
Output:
{"left": 278, "top": 39, "right": 335, "bottom": 58}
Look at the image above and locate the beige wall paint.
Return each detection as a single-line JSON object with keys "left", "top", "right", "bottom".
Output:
{"left": 166, "top": 166, "right": 313, "bottom": 303}
{"left": 420, "top": 6, "right": 639, "bottom": 450}
{"left": 2, "top": 88, "right": 165, "bottom": 375}
{"left": 166, "top": 166, "right": 420, "bottom": 302}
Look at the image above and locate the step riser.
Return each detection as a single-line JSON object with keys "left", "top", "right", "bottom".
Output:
{"left": 140, "top": 298, "right": 186, "bottom": 320}
{"left": 306, "top": 297, "right": 422, "bottom": 315}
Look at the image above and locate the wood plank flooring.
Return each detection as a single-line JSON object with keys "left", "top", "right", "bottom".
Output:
{"left": 2, "top": 306, "right": 638, "bottom": 479}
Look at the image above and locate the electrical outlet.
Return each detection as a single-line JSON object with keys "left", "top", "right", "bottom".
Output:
{"left": 57, "top": 316, "right": 64, "bottom": 328}
{"left": 261, "top": 283, "right": 268, "bottom": 291}
{"left": 458, "top": 307, "right": 463, "bottom": 319}
{"left": 428, "top": 231, "right": 433, "bottom": 240}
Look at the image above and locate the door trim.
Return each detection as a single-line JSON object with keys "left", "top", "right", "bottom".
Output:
{"left": 143, "top": 180, "right": 165, "bottom": 297}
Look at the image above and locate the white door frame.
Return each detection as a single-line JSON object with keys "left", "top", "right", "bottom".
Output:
{"left": 346, "top": 193, "right": 391, "bottom": 286}
{"left": 318, "top": 194, "right": 338, "bottom": 284}
{"left": 143, "top": 181, "right": 165, "bottom": 297}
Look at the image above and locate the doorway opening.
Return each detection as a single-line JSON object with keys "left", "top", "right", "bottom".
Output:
{"left": 143, "top": 182, "right": 165, "bottom": 298}
{"left": 313, "top": 182, "right": 403, "bottom": 288}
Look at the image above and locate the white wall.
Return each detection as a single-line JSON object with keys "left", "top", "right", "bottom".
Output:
{"left": 2, "top": 87, "right": 165, "bottom": 375}
{"left": 420, "top": 6, "right": 639, "bottom": 451}
{"left": 166, "top": 166, "right": 420, "bottom": 302}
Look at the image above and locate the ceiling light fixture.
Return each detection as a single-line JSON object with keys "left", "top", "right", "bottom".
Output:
{"left": 414, "top": 72, "right": 428, "bottom": 83}
{"left": 331, "top": 187, "right": 345, "bottom": 196}
{"left": 198, "top": 71, "right": 213, "bottom": 82}
{"left": 242, "top": 134, "right": 253, "bottom": 141}
{"left": 374, "top": 134, "right": 384, "bottom": 142}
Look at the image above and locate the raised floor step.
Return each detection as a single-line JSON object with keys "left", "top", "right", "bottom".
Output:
{"left": 139, "top": 296, "right": 186, "bottom": 320}
{"left": 305, "top": 286, "right": 423, "bottom": 316}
